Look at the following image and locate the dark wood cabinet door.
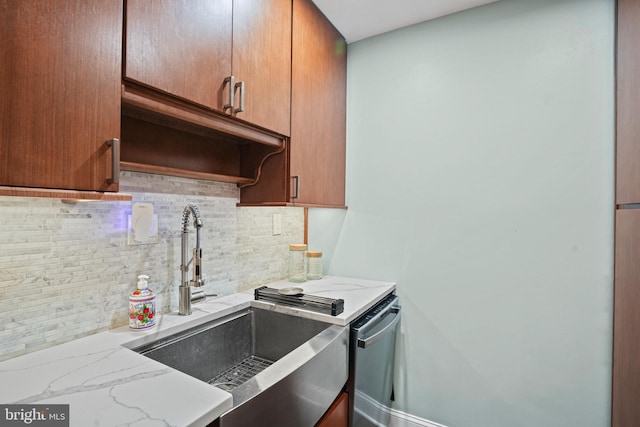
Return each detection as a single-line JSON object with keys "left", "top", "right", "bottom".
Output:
{"left": 0, "top": 0, "right": 121, "bottom": 192}
{"left": 616, "top": 0, "right": 640, "bottom": 204}
{"left": 614, "top": 1, "right": 640, "bottom": 424}
{"left": 125, "top": 0, "right": 233, "bottom": 112}
{"left": 613, "top": 209, "right": 640, "bottom": 427}
{"left": 233, "top": 0, "right": 291, "bottom": 136}
{"left": 239, "top": 0, "right": 346, "bottom": 206}
{"left": 291, "top": 0, "right": 346, "bottom": 207}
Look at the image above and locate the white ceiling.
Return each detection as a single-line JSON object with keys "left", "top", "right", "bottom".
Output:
{"left": 312, "top": 0, "right": 500, "bottom": 43}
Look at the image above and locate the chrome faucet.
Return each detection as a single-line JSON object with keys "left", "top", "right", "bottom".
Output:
{"left": 179, "top": 203, "right": 205, "bottom": 315}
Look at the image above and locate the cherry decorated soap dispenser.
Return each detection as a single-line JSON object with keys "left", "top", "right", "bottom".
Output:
{"left": 129, "top": 274, "right": 156, "bottom": 329}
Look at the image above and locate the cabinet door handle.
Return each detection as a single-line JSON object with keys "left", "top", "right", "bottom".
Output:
{"left": 291, "top": 175, "right": 300, "bottom": 199}
{"left": 224, "top": 76, "right": 235, "bottom": 111}
{"left": 108, "top": 138, "right": 120, "bottom": 184}
{"left": 234, "top": 81, "right": 245, "bottom": 114}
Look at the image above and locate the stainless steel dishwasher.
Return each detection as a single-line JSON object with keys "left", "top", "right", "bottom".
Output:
{"left": 348, "top": 293, "right": 401, "bottom": 427}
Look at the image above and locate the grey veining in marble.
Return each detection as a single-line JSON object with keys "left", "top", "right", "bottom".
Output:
{"left": 0, "top": 278, "right": 395, "bottom": 427}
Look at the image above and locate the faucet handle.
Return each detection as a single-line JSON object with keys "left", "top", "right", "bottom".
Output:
{"left": 190, "top": 287, "right": 206, "bottom": 303}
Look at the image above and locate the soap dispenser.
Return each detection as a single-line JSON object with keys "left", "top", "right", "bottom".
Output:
{"left": 129, "top": 274, "right": 156, "bottom": 330}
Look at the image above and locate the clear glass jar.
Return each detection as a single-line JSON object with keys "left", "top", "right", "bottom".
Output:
{"left": 288, "top": 244, "right": 307, "bottom": 283}
{"left": 306, "top": 251, "right": 323, "bottom": 280}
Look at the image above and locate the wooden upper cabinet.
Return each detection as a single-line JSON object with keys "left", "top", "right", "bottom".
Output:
{"left": 617, "top": 0, "right": 640, "bottom": 204}
{"left": 232, "top": 0, "right": 291, "bottom": 136}
{"left": 124, "top": 0, "right": 291, "bottom": 136}
{"left": 239, "top": 0, "right": 346, "bottom": 207}
{"left": 0, "top": 0, "right": 122, "bottom": 192}
{"left": 125, "top": 0, "right": 233, "bottom": 112}
{"left": 290, "top": 0, "right": 346, "bottom": 207}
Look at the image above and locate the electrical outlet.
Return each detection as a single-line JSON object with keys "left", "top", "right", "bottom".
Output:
{"left": 272, "top": 213, "right": 282, "bottom": 235}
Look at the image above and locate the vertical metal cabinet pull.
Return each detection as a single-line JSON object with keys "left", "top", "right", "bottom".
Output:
{"left": 291, "top": 175, "right": 300, "bottom": 199}
{"left": 108, "top": 138, "right": 120, "bottom": 184}
{"left": 223, "top": 76, "right": 235, "bottom": 111}
{"left": 234, "top": 81, "right": 245, "bottom": 114}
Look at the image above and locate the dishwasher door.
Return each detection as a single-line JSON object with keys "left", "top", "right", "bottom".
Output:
{"left": 349, "top": 294, "right": 401, "bottom": 427}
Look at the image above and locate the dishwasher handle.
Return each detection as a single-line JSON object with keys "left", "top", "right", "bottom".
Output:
{"left": 357, "top": 306, "right": 400, "bottom": 349}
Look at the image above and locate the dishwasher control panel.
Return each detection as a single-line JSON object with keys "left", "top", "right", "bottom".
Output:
{"left": 352, "top": 292, "right": 398, "bottom": 330}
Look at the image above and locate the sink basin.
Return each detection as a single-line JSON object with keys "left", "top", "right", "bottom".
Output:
{"left": 124, "top": 306, "right": 349, "bottom": 427}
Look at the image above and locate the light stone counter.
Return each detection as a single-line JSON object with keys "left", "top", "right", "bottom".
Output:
{"left": 249, "top": 275, "right": 397, "bottom": 326}
{"left": 0, "top": 276, "right": 395, "bottom": 426}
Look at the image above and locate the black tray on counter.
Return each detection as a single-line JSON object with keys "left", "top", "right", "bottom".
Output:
{"left": 254, "top": 286, "right": 344, "bottom": 316}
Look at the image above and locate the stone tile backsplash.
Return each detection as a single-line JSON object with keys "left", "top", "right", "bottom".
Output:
{"left": 0, "top": 172, "right": 304, "bottom": 361}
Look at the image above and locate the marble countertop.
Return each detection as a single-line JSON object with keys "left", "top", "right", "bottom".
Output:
{"left": 0, "top": 276, "right": 395, "bottom": 426}
{"left": 249, "top": 276, "right": 397, "bottom": 326}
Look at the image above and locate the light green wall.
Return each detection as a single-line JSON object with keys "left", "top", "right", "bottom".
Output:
{"left": 308, "top": 0, "right": 615, "bottom": 425}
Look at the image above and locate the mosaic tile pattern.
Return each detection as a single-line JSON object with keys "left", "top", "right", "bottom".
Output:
{"left": 0, "top": 172, "right": 304, "bottom": 361}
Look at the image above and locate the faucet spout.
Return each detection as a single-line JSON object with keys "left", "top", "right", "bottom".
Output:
{"left": 179, "top": 203, "right": 204, "bottom": 315}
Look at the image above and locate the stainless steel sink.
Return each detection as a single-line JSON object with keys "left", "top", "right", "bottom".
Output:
{"left": 124, "top": 306, "right": 349, "bottom": 427}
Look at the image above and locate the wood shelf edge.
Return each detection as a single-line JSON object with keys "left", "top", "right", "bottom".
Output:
{"left": 122, "top": 83, "right": 284, "bottom": 148}
{"left": 236, "top": 201, "right": 347, "bottom": 209}
{"left": 236, "top": 202, "right": 291, "bottom": 207}
{"left": 121, "top": 161, "right": 254, "bottom": 185}
{"left": 295, "top": 203, "right": 348, "bottom": 209}
{"left": 0, "top": 186, "right": 132, "bottom": 201}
